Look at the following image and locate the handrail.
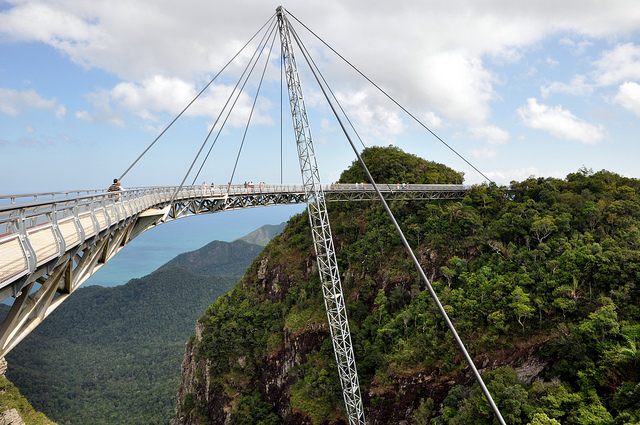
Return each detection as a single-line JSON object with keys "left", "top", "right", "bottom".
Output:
{"left": 0, "top": 183, "right": 469, "bottom": 214}
{"left": 0, "top": 182, "right": 470, "bottom": 330}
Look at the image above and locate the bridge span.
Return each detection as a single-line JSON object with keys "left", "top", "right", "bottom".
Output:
{"left": 0, "top": 183, "right": 467, "bottom": 358}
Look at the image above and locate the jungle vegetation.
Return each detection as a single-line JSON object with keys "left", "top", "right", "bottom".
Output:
{"left": 191, "top": 146, "right": 640, "bottom": 424}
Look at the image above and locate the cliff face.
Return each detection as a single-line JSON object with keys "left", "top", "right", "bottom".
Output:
{"left": 0, "top": 358, "right": 57, "bottom": 425}
{"left": 173, "top": 148, "right": 640, "bottom": 424}
{"left": 173, "top": 241, "right": 552, "bottom": 425}
{"left": 174, "top": 252, "right": 329, "bottom": 425}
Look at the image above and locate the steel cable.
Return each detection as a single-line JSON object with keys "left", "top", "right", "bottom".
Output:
{"left": 287, "top": 10, "right": 494, "bottom": 185}
{"left": 228, "top": 23, "right": 280, "bottom": 189}
{"left": 189, "top": 17, "right": 280, "bottom": 186}
{"left": 117, "top": 13, "right": 276, "bottom": 182}
{"left": 168, "top": 17, "right": 278, "bottom": 204}
{"left": 286, "top": 12, "right": 507, "bottom": 425}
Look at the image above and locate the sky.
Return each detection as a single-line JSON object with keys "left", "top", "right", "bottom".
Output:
{"left": 2, "top": 0, "right": 640, "bottom": 195}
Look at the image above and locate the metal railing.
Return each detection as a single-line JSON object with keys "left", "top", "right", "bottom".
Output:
{"left": 0, "top": 183, "right": 469, "bottom": 292}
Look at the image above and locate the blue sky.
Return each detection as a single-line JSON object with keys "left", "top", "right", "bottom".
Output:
{"left": 2, "top": 0, "right": 640, "bottom": 195}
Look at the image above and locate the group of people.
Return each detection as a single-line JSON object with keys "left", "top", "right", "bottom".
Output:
{"left": 244, "top": 181, "right": 268, "bottom": 190}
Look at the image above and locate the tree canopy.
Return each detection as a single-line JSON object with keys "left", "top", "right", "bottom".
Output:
{"left": 190, "top": 153, "right": 640, "bottom": 424}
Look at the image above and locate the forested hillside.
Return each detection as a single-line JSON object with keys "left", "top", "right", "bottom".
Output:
{"left": 175, "top": 146, "right": 640, "bottom": 425}
{"left": 4, "top": 234, "right": 273, "bottom": 425}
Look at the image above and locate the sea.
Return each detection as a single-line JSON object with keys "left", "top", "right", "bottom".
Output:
{"left": 86, "top": 204, "right": 305, "bottom": 288}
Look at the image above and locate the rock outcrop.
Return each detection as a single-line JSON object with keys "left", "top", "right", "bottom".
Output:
{"left": 172, "top": 250, "right": 552, "bottom": 424}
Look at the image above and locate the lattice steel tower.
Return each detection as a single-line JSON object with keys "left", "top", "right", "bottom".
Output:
{"left": 277, "top": 7, "right": 366, "bottom": 425}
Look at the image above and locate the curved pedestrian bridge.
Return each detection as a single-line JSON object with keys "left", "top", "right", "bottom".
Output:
{"left": 0, "top": 183, "right": 467, "bottom": 358}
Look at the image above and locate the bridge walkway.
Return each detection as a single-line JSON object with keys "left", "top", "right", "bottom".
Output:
{"left": 0, "top": 183, "right": 467, "bottom": 358}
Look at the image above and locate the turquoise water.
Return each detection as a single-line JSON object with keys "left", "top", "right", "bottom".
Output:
{"left": 86, "top": 204, "right": 305, "bottom": 287}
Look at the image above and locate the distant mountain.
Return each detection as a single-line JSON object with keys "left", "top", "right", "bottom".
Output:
{"left": 3, "top": 223, "right": 282, "bottom": 425}
{"left": 234, "top": 222, "right": 286, "bottom": 246}
{"left": 160, "top": 239, "right": 265, "bottom": 275}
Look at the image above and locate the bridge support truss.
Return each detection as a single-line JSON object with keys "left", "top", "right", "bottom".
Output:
{"left": 277, "top": 7, "right": 366, "bottom": 424}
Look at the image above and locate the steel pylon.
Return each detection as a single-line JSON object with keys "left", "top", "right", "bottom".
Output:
{"left": 277, "top": 7, "right": 366, "bottom": 425}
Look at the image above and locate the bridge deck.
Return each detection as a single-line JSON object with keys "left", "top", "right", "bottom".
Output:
{"left": 0, "top": 183, "right": 467, "bottom": 295}
{"left": 0, "top": 183, "right": 468, "bottom": 358}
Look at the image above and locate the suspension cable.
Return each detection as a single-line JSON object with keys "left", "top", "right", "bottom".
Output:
{"left": 288, "top": 17, "right": 507, "bottom": 425}
{"left": 228, "top": 23, "right": 279, "bottom": 188}
{"left": 167, "top": 17, "right": 278, "bottom": 204}
{"left": 117, "top": 12, "right": 276, "bottom": 182}
{"left": 190, "top": 17, "right": 280, "bottom": 186}
{"left": 290, "top": 24, "right": 366, "bottom": 151}
{"left": 287, "top": 11, "right": 494, "bottom": 184}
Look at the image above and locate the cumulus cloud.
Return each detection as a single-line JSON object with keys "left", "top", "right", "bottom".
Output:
{"left": 471, "top": 147, "right": 498, "bottom": 160}
{"left": 484, "top": 165, "right": 540, "bottom": 184}
{"left": 545, "top": 57, "right": 559, "bottom": 67}
{"left": 467, "top": 125, "right": 510, "bottom": 145}
{"left": 415, "top": 51, "right": 496, "bottom": 126}
{"left": 614, "top": 81, "right": 640, "bottom": 116}
{"left": 559, "top": 37, "right": 594, "bottom": 55}
{"left": 541, "top": 75, "right": 593, "bottom": 98}
{"left": 2, "top": 0, "right": 640, "bottom": 135}
{"left": 78, "top": 76, "right": 273, "bottom": 127}
{"left": 0, "top": 88, "right": 66, "bottom": 117}
{"left": 593, "top": 43, "right": 640, "bottom": 86}
{"left": 334, "top": 90, "right": 404, "bottom": 142}
{"left": 423, "top": 111, "right": 443, "bottom": 129}
{"left": 517, "top": 98, "right": 604, "bottom": 145}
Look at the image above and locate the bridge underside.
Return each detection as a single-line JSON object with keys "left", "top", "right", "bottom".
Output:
{"left": 0, "top": 184, "right": 467, "bottom": 358}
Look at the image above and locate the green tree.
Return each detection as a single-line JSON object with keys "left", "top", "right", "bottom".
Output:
{"left": 509, "top": 286, "right": 534, "bottom": 333}
{"left": 531, "top": 215, "right": 557, "bottom": 243}
{"left": 528, "top": 412, "right": 561, "bottom": 425}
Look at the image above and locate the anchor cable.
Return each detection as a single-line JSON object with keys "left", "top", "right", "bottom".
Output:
{"left": 287, "top": 10, "right": 494, "bottom": 184}
{"left": 290, "top": 23, "right": 367, "bottom": 151}
{"left": 288, "top": 14, "right": 507, "bottom": 425}
{"left": 189, "top": 17, "right": 280, "bottom": 186}
{"left": 168, "top": 17, "right": 278, "bottom": 205}
{"left": 117, "top": 12, "right": 276, "bottom": 182}
{"left": 228, "top": 22, "right": 280, "bottom": 189}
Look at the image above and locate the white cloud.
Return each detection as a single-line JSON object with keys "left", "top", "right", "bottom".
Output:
{"left": 471, "top": 147, "right": 498, "bottom": 160}
{"left": 76, "top": 88, "right": 125, "bottom": 127}
{"left": 593, "top": 43, "right": 640, "bottom": 86}
{"left": 2, "top": 0, "right": 640, "bottom": 135}
{"left": 545, "top": 57, "right": 559, "bottom": 67}
{"left": 484, "top": 165, "right": 540, "bottom": 184}
{"left": 541, "top": 75, "right": 593, "bottom": 98}
{"left": 79, "top": 76, "right": 272, "bottom": 127}
{"left": 0, "top": 88, "right": 66, "bottom": 117}
{"left": 467, "top": 125, "right": 510, "bottom": 145}
{"left": 423, "top": 111, "right": 443, "bottom": 129}
{"left": 614, "top": 81, "right": 640, "bottom": 116}
{"left": 517, "top": 98, "right": 604, "bottom": 145}
{"left": 559, "top": 37, "right": 594, "bottom": 55}
{"left": 415, "top": 51, "right": 496, "bottom": 126}
{"left": 55, "top": 105, "right": 67, "bottom": 119}
{"left": 335, "top": 90, "right": 404, "bottom": 142}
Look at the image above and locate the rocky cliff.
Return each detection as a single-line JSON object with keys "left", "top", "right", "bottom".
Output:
{"left": 0, "top": 358, "right": 57, "bottom": 425}
{"left": 172, "top": 248, "right": 553, "bottom": 424}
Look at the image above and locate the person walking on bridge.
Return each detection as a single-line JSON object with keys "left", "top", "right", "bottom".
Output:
{"left": 108, "top": 178, "right": 122, "bottom": 198}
